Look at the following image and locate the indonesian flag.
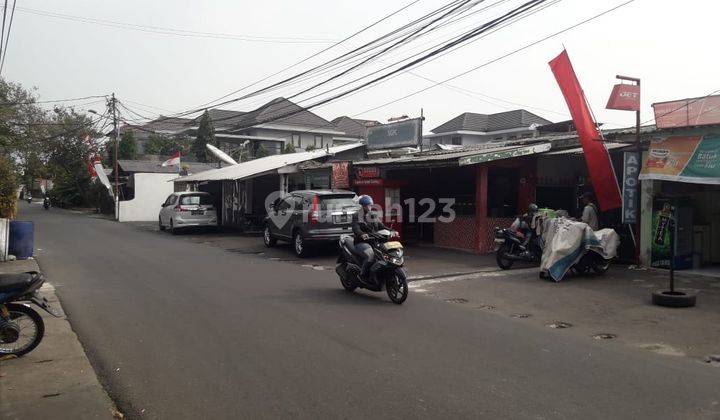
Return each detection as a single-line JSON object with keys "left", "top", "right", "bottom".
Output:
{"left": 162, "top": 151, "right": 181, "bottom": 167}
{"left": 87, "top": 161, "right": 98, "bottom": 181}
{"left": 549, "top": 50, "right": 622, "bottom": 211}
{"left": 91, "top": 155, "right": 113, "bottom": 196}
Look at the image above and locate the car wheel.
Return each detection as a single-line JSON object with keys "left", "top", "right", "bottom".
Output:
{"left": 159, "top": 217, "right": 165, "bottom": 231}
{"left": 294, "top": 231, "right": 308, "bottom": 258}
{"left": 170, "top": 219, "right": 178, "bottom": 235}
{"left": 263, "top": 225, "right": 277, "bottom": 247}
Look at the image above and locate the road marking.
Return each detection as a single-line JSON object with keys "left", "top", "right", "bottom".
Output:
{"left": 409, "top": 268, "right": 537, "bottom": 289}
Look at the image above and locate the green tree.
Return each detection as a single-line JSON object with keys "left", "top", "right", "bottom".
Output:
{"left": 0, "top": 154, "right": 18, "bottom": 218}
{"left": 305, "top": 144, "right": 317, "bottom": 151}
{"left": 118, "top": 131, "right": 138, "bottom": 159}
{"left": 254, "top": 144, "right": 270, "bottom": 158}
{"left": 144, "top": 133, "right": 166, "bottom": 155}
{"left": 192, "top": 110, "right": 216, "bottom": 162}
{"left": 161, "top": 134, "right": 192, "bottom": 157}
{"left": 282, "top": 143, "right": 296, "bottom": 154}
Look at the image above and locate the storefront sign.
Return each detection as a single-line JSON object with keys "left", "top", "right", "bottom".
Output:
{"left": 653, "top": 95, "right": 720, "bottom": 128}
{"left": 639, "top": 134, "right": 720, "bottom": 185}
{"left": 353, "top": 178, "right": 383, "bottom": 186}
{"left": 367, "top": 118, "right": 422, "bottom": 150}
{"left": 621, "top": 152, "right": 640, "bottom": 224}
{"left": 356, "top": 167, "right": 380, "bottom": 178}
{"left": 458, "top": 143, "right": 551, "bottom": 166}
{"left": 332, "top": 161, "right": 350, "bottom": 189}
{"left": 607, "top": 84, "right": 640, "bottom": 111}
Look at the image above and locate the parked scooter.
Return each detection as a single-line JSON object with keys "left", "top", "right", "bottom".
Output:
{"left": 0, "top": 272, "right": 60, "bottom": 357}
{"left": 25, "top": 194, "right": 32, "bottom": 204}
{"left": 494, "top": 227, "right": 543, "bottom": 269}
{"left": 43, "top": 197, "right": 51, "bottom": 210}
{"left": 336, "top": 229, "right": 409, "bottom": 304}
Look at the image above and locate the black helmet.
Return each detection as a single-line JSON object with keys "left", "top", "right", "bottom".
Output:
{"left": 528, "top": 203, "right": 538, "bottom": 213}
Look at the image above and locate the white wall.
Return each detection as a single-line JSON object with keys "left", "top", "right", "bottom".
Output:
{"left": 117, "top": 173, "right": 177, "bottom": 222}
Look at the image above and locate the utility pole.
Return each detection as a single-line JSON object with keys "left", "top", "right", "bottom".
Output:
{"left": 111, "top": 93, "right": 120, "bottom": 220}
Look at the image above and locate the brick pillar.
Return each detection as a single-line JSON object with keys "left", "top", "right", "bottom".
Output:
{"left": 517, "top": 157, "right": 537, "bottom": 212}
{"left": 475, "top": 165, "right": 488, "bottom": 253}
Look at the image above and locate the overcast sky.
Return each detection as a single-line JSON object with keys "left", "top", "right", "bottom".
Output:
{"left": 5, "top": 0, "right": 716, "bottom": 132}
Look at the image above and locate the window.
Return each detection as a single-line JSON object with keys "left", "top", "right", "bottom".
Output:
{"left": 291, "top": 133, "right": 301, "bottom": 147}
{"left": 180, "top": 194, "right": 213, "bottom": 205}
{"left": 163, "top": 195, "right": 175, "bottom": 207}
{"left": 451, "top": 136, "right": 461, "bottom": 145}
{"left": 314, "top": 135, "right": 323, "bottom": 147}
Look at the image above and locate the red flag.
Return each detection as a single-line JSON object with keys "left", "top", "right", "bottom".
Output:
{"left": 162, "top": 151, "right": 181, "bottom": 167}
{"left": 549, "top": 50, "right": 621, "bottom": 211}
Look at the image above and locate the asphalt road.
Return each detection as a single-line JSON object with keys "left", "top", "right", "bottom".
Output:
{"left": 22, "top": 203, "right": 720, "bottom": 419}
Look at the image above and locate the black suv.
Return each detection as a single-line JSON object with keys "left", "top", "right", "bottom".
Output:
{"left": 263, "top": 190, "right": 358, "bottom": 257}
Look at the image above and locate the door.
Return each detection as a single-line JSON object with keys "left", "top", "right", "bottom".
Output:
{"left": 272, "top": 196, "right": 293, "bottom": 239}
{"left": 160, "top": 194, "right": 176, "bottom": 225}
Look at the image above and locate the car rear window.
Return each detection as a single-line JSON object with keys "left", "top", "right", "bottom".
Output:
{"left": 319, "top": 195, "right": 357, "bottom": 211}
{"left": 180, "top": 194, "right": 213, "bottom": 205}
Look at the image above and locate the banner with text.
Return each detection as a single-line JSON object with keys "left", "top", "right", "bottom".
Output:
{"left": 639, "top": 134, "right": 720, "bottom": 184}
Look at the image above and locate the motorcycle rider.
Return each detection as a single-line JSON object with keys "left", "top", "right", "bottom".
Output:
{"left": 517, "top": 203, "right": 539, "bottom": 255}
{"left": 352, "top": 195, "right": 388, "bottom": 284}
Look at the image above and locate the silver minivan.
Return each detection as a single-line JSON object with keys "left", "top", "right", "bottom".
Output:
{"left": 159, "top": 192, "right": 217, "bottom": 234}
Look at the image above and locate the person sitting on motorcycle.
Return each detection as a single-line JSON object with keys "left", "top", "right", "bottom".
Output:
{"left": 517, "top": 203, "right": 539, "bottom": 254}
{"left": 352, "top": 195, "right": 388, "bottom": 283}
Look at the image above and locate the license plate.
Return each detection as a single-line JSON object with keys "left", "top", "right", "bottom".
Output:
{"left": 494, "top": 238, "right": 505, "bottom": 243}
{"left": 333, "top": 214, "right": 348, "bottom": 224}
{"left": 191, "top": 210, "right": 204, "bottom": 215}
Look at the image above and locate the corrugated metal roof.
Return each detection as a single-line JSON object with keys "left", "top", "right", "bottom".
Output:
{"left": 174, "top": 143, "right": 363, "bottom": 182}
{"left": 355, "top": 141, "right": 548, "bottom": 167}
{"left": 542, "top": 142, "right": 631, "bottom": 155}
{"left": 118, "top": 160, "right": 221, "bottom": 174}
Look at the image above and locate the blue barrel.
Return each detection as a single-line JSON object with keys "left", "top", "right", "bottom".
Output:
{"left": 9, "top": 221, "right": 34, "bottom": 260}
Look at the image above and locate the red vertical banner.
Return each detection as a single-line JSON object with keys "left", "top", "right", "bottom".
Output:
{"left": 549, "top": 50, "right": 621, "bottom": 211}
{"left": 332, "top": 161, "right": 350, "bottom": 189}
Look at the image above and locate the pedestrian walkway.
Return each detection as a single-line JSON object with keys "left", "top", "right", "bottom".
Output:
{"left": 0, "top": 258, "right": 118, "bottom": 419}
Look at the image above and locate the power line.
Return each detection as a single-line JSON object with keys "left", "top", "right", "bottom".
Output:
{"left": 0, "top": 0, "right": 15, "bottom": 74}
{"left": 347, "top": 0, "right": 637, "bottom": 120}
{"left": 15, "top": 6, "right": 338, "bottom": 44}
{"left": 192, "top": 0, "right": 424, "bottom": 111}
{"left": 0, "top": 0, "right": 7, "bottom": 65}
{"left": 203, "top": 0, "right": 551, "bottom": 127}
{"left": 0, "top": 94, "right": 108, "bottom": 106}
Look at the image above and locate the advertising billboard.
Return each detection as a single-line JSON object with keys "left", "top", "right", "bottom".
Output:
{"left": 621, "top": 152, "right": 640, "bottom": 224}
{"left": 366, "top": 118, "right": 422, "bottom": 150}
{"left": 639, "top": 134, "right": 720, "bottom": 185}
{"left": 652, "top": 95, "right": 720, "bottom": 128}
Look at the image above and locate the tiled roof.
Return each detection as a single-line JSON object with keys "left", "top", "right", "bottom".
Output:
{"left": 229, "top": 97, "right": 332, "bottom": 130}
{"left": 331, "top": 116, "right": 381, "bottom": 138}
{"left": 431, "top": 110, "right": 552, "bottom": 134}
{"left": 189, "top": 109, "right": 247, "bottom": 127}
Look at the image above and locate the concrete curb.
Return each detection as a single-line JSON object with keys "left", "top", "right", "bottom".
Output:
{"left": 0, "top": 259, "right": 119, "bottom": 419}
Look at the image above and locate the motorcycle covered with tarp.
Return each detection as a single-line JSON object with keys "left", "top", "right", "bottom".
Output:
{"left": 539, "top": 217, "right": 620, "bottom": 282}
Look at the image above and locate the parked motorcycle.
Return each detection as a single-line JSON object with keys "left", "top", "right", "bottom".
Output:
{"left": 0, "top": 271, "right": 60, "bottom": 357}
{"left": 43, "top": 197, "right": 51, "bottom": 210}
{"left": 25, "top": 195, "right": 32, "bottom": 204}
{"left": 336, "top": 229, "right": 409, "bottom": 304}
{"left": 494, "top": 227, "right": 543, "bottom": 270}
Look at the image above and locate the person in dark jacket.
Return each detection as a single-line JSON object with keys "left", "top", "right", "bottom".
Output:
{"left": 353, "top": 195, "right": 387, "bottom": 282}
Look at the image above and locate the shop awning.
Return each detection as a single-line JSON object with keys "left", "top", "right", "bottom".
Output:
{"left": 639, "top": 134, "right": 720, "bottom": 185}
{"left": 355, "top": 141, "right": 552, "bottom": 169}
{"left": 173, "top": 143, "right": 363, "bottom": 183}
{"left": 542, "top": 142, "right": 630, "bottom": 156}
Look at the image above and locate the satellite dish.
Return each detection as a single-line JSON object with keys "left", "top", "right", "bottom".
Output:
{"left": 206, "top": 143, "right": 238, "bottom": 165}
